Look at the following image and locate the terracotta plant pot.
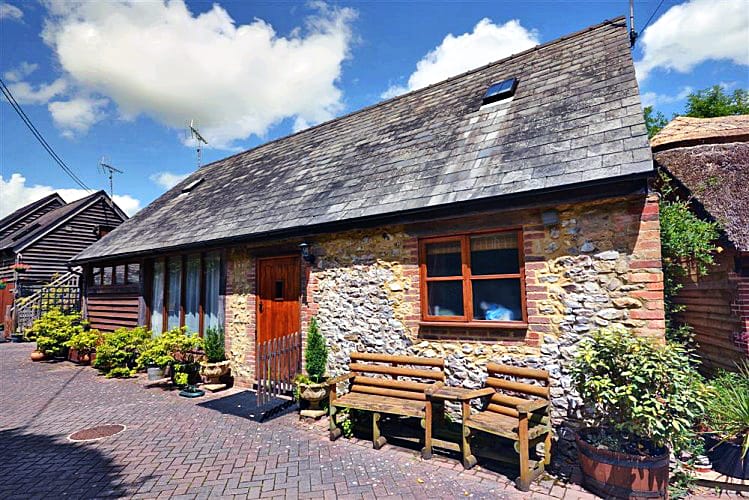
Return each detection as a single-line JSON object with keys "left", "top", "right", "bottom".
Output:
{"left": 705, "top": 433, "right": 749, "bottom": 479}
{"left": 576, "top": 428, "right": 669, "bottom": 499}
{"left": 30, "top": 350, "right": 45, "bottom": 362}
{"left": 68, "top": 349, "right": 92, "bottom": 365}
{"left": 199, "top": 360, "right": 231, "bottom": 384}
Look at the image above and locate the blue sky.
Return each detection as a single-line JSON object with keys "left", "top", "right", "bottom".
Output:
{"left": 1, "top": 0, "right": 747, "bottom": 216}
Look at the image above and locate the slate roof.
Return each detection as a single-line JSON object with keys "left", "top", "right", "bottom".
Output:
{"left": 76, "top": 17, "right": 652, "bottom": 263}
{"left": 0, "top": 193, "right": 65, "bottom": 239}
{"left": 651, "top": 115, "right": 749, "bottom": 151}
{"left": 653, "top": 116, "right": 749, "bottom": 252}
{"left": 0, "top": 191, "right": 124, "bottom": 253}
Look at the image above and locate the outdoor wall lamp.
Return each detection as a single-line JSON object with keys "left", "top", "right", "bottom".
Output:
{"left": 299, "top": 242, "right": 316, "bottom": 265}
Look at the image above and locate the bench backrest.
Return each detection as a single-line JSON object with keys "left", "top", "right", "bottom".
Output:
{"left": 485, "top": 363, "right": 550, "bottom": 417}
{"left": 348, "top": 352, "right": 445, "bottom": 401}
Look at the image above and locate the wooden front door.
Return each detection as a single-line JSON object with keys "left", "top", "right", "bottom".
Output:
{"left": 256, "top": 256, "right": 302, "bottom": 405}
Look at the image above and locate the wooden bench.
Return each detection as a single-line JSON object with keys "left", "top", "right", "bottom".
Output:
{"left": 458, "top": 363, "right": 552, "bottom": 491}
{"left": 327, "top": 352, "right": 445, "bottom": 459}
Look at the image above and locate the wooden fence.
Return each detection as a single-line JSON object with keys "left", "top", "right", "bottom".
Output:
{"left": 256, "top": 331, "right": 302, "bottom": 406}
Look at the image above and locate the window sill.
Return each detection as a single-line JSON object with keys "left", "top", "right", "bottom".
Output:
{"left": 419, "top": 320, "right": 528, "bottom": 330}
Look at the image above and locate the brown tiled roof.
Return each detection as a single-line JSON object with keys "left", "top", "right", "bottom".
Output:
{"left": 651, "top": 115, "right": 749, "bottom": 151}
{"left": 75, "top": 17, "right": 653, "bottom": 263}
{"left": 655, "top": 142, "right": 749, "bottom": 252}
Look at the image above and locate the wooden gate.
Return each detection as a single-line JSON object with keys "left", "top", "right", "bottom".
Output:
{"left": 257, "top": 331, "right": 302, "bottom": 406}
{"left": 256, "top": 256, "right": 302, "bottom": 406}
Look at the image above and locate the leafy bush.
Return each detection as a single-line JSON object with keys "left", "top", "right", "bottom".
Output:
{"left": 93, "top": 326, "right": 151, "bottom": 378}
{"left": 705, "top": 362, "right": 749, "bottom": 458}
{"left": 29, "top": 308, "right": 85, "bottom": 357}
{"left": 571, "top": 327, "right": 708, "bottom": 454}
{"left": 203, "top": 327, "right": 226, "bottom": 363}
{"left": 136, "top": 327, "right": 204, "bottom": 370}
{"left": 305, "top": 317, "right": 327, "bottom": 383}
{"left": 64, "top": 329, "right": 102, "bottom": 356}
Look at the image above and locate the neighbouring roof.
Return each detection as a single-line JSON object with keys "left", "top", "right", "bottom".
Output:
{"left": 0, "top": 193, "right": 65, "bottom": 239}
{"left": 651, "top": 115, "right": 749, "bottom": 151}
{"left": 76, "top": 17, "right": 653, "bottom": 263}
{"left": 0, "top": 191, "right": 126, "bottom": 253}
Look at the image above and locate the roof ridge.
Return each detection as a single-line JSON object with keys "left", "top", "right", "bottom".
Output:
{"left": 189, "top": 16, "right": 628, "bottom": 179}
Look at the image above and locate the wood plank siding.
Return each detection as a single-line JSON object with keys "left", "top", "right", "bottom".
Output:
{"left": 86, "top": 292, "right": 141, "bottom": 332}
{"left": 0, "top": 197, "right": 64, "bottom": 240}
{"left": 673, "top": 250, "right": 745, "bottom": 373}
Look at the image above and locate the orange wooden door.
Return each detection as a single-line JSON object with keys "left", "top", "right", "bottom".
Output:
{"left": 256, "top": 256, "right": 301, "bottom": 344}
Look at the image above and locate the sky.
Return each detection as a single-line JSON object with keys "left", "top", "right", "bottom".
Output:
{"left": 1, "top": 0, "right": 747, "bottom": 218}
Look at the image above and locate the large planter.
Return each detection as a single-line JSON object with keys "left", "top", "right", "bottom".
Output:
{"left": 199, "top": 360, "right": 231, "bottom": 384}
{"left": 68, "top": 349, "right": 92, "bottom": 365}
{"left": 298, "top": 382, "right": 329, "bottom": 418}
{"left": 705, "top": 434, "right": 749, "bottom": 479}
{"left": 576, "top": 428, "right": 669, "bottom": 499}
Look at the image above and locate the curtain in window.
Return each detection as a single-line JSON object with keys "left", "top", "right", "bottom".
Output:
{"left": 167, "top": 258, "right": 182, "bottom": 330}
{"left": 151, "top": 260, "right": 165, "bottom": 336}
{"left": 184, "top": 255, "right": 200, "bottom": 335}
{"left": 204, "top": 251, "right": 221, "bottom": 331}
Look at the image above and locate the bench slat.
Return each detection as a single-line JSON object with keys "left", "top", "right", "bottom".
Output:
{"left": 349, "top": 363, "right": 444, "bottom": 381}
{"left": 486, "top": 377, "right": 549, "bottom": 399}
{"left": 332, "top": 392, "right": 425, "bottom": 417}
{"left": 487, "top": 363, "right": 549, "bottom": 381}
{"left": 351, "top": 384, "right": 426, "bottom": 401}
{"left": 350, "top": 352, "right": 444, "bottom": 367}
{"left": 353, "top": 376, "right": 430, "bottom": 393}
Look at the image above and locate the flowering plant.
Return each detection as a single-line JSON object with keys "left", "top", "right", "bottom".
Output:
{"left": 11, "top": 263, "right": 31, "bottom": 272}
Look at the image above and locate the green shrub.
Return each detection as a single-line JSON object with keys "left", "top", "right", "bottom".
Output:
{"left": 136, "top": 327, "right": 203, "bottom": 370}
{"left": 304, "top": 317, "right": 327, "bottom": 383}
{"left": 64, "top": 329, "right": 102, "bottom": 356}
{"left": 571, "top": 327, "right": 708, "bottom": 454}
{"left": 29, "top": 308, "right": 85, "bottom": 357}
{"left": 705, "top": 362, "right": 749, "bottom": 458}
{"left": 93, "top": 326, "right": 151, "bottom": 377}
{"left": 203, "top": 327, "right": 226, "bottom": 363}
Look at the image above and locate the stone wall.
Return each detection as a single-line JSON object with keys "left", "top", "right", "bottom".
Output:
{"left": 223, "top": 193, "right": 664, "bottom": 457}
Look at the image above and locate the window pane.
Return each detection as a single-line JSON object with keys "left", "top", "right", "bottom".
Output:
{"left": 115, "top": 265, "right": 125, "bottom": 285}
{"left": 167, "top": 258, "right": 182, "bottom": 330}
{"left": 103, "top": 267, "right": 113, "bottom": 285}
{"left": 204, "top": 251, "right": 221, "bottom": 331}
{"left": 184, "top": 255, "right": 200, "bottom": 335}
{"left": 470, "top": 233, "right": 519, "bottom": 275}
{"left": 472, "top": 279, "right": 522, "bottom": 321}
{"left": 93, "top": 267, "right": 101, "bottom": 286}
{"left": 426, "top": 241, "right": 462, "bottom": 277}
{"left": 127, "top": 263, "right": 140, "bottom": 284}
{"left": 427, "top": 281, "right": 464, "bottom": 317}
{"left": 151, "top": 261, "right": 165, "bottom": 336}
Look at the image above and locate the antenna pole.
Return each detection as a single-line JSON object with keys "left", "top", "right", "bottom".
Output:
{"left": 99, "top": 158, "right": 123, "bottom": 198}
{"left": 629, "top": 0, "right": 638, "bottom": 48}
{"left": 189, "top": 121, "right": 208, "bottom": 168}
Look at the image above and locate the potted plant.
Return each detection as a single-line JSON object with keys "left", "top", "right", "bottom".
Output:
{"left": 136, "top": 336, "right": 173, "bottom": 380}
{"left": 11, "top": 263, "right": 30, "bottom": 273}
{"left": 703, "top": 362, "right": 749, "bottom": 479}
{"left": 199, "top": 327, "right": 230, "bottom": 386}
{"left": 64, "top": 329, "right": 102, "bottom": 364}
{"left": 94, "top": 326, "right": 151, "bottom": 378}
{"left": 570, "top": 327, "right": 707, "bottom": 499}
{"left": 160, "top": 327, "right": 204, "bottom": 396}
{"left": 0, "top": 278, "right": 7, "bottom": 290}
{"left": 297, "top": 317, "right": 329, "bottom": 418}
{"left": 28, "top": 308, "right": 84, "bottom": 360}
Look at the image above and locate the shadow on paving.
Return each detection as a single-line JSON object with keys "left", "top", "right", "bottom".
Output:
{"left": 0, "top": 427, "right": 151, "bottom": 499}
{"left": 197, "top": 390, "right": 297, "bottom": 422}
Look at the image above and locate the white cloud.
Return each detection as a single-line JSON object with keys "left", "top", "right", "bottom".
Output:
{"left": 0, "top": 173, "right": 141, "bottom": 218}
{"left": 3, "top": 62, "right": 39, "bottom": 82}
{"left": 0, "top": 2, "right": 23, "bottom": 21}
{"left": 7, "top": 78, "right": 67, "bottom": 105}
{"left": 640, "top": 86, "right": 693, "bottom": 108}
{"left": 382, "top": 18, "right": 539, "bottom": 98}
{"left": 39, "top": 0, "right": 356, "bottom": 148}
{"left": 635, "top": 0, "right": 749, "bottom": 81}
{"left": 47, "top": 96, "right": 108, "bottom": 137}
{"left": 149, "top": 171, "right": 190, "bottom": 190}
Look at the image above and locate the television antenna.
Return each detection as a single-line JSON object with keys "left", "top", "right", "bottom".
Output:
{"left": 188, "top": 120, "right": 208, "bottom": 168}
{"left": 98, "top": 157, "right": 123, "bottom": 198}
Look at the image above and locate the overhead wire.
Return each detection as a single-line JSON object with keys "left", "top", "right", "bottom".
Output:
{"left": 640, "top": 0, "right": 667, "bottom": 34}
{"left": 0, "top": 77, "right": 92, "bottom": 191}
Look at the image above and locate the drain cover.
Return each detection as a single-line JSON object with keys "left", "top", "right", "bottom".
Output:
{"left": 69, "top": 424, "right": 125, "bottom": 441}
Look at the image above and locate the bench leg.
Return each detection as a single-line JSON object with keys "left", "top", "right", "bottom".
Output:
{"left": 461, "top": 402, "right": 477, "bottom": 469}
{"left": 329, "top": 405, "right": 342, "bottom": 441}
{"left": 544, "top": 429, "right": 552, "bottom": 465}
{"left": 421, "top": 403, "right": 432, "bottom": 460}
{"left": 372, "top": 412, "right": 386, "bottom": 449}
{"left": 515, "top": 414, "right": 531, "bottom": 492}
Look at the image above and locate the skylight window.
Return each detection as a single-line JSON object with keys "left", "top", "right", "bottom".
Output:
{"left": 482, "top": 77, "right": 518, "bottom": 105}
{"left": 181, "top": 178, "right": 204, "bottom": 193}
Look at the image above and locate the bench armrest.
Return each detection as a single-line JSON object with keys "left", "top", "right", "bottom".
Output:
{"left": 326, "top": 372, "right": 354, "bottom": 386}
{"left": 460, "top": 387, "right": 496, "bottom": 401}
{"left": 424, "top": 381, "right": 445, "bottom": 396}
{"left": 516, "top": 399, "right": 550, "bottom": 414}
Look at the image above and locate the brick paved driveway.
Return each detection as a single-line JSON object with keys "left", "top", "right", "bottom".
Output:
{"left": 1, "top": 343, "right": 536, "bottom": 499}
